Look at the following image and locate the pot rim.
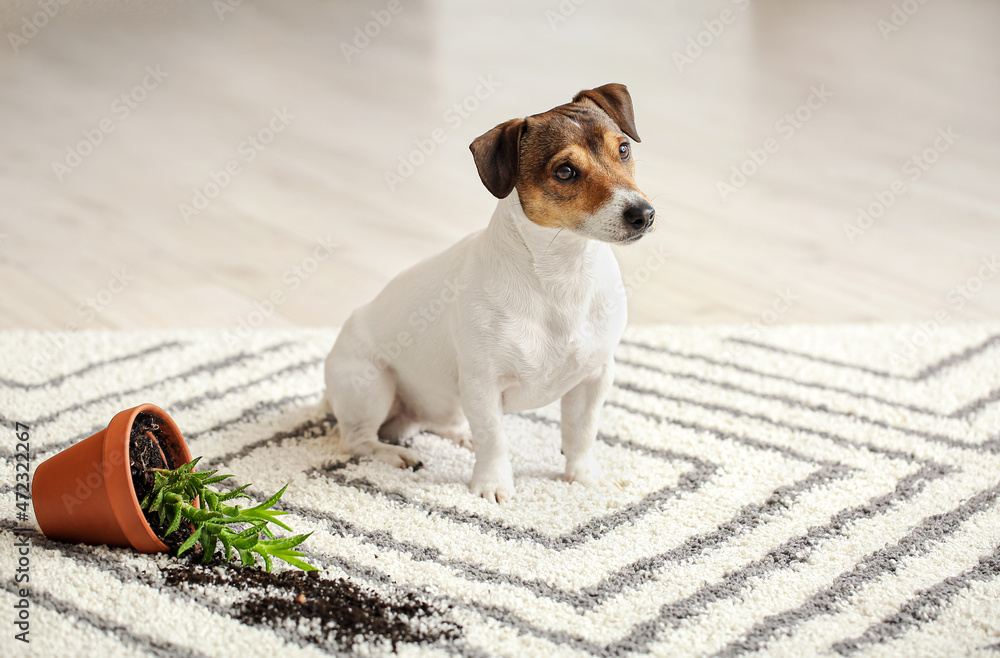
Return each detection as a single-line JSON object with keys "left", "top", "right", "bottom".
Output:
{"left": 105, "top": 403, "right": 192, "bottom": 553}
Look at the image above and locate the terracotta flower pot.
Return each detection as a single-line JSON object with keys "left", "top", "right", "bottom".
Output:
{"left": 33, "top": 403, "right": 193, "bottom": 553}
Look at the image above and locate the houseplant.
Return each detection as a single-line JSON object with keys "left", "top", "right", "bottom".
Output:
{"left": 33, "top": 403, "right": 314, "bottom": 571}
{"left": 142, "top": 456, "right": 315, "bottom": 571}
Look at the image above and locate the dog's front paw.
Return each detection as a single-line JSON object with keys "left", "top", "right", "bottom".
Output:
{"left": 469, "top": 460, "right": 515, "bottom": 503}
{"left": 565, "top": 456, "right": 619, "bottom": 489}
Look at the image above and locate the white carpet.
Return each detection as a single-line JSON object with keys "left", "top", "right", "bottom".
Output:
{"left": 1, "top": 324, "right": 999, "bottom": 657}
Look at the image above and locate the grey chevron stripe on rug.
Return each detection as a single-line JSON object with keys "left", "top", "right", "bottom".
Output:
{"left": 1, "top": 324, "right": 999, "bottom": 657}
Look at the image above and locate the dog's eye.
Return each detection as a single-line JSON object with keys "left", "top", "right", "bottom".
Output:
{"left": 554, "top": 165, "right": 576, "bottom": 181}
{"left": 619, "top": 143, "right": 631, "bottom": 161}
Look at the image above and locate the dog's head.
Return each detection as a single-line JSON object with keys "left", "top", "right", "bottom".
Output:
{"left": 470, "top": 83, "right": 655, "bottom": 244}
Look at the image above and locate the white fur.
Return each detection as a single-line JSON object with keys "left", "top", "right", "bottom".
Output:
{"left": 324, "top": 189, "right": 628, "bottom": 502}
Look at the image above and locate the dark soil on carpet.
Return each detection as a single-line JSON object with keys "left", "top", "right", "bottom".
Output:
{"left": 165, "top": 565, "right": 460, "bottom": 650}
{"left": 135, "top": 411, "right": 459, "bottom": 649}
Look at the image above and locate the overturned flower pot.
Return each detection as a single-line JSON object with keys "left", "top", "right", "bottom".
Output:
{"left": 33, "top": 403, "right": 191, "bottom": 553}
{"left": 33, "top": 403, "right": 315, "bottom": 571}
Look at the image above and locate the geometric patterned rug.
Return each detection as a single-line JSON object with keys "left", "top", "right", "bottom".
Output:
{"left": 1, "top": 324, "right": 999, "bottom": 657}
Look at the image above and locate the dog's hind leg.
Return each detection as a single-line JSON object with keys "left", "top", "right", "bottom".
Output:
{"left": 428, "top": 423, "right": 473, "bottom": 450}
{"left": 325, "top": 355, "right": 423, "bottom": 470}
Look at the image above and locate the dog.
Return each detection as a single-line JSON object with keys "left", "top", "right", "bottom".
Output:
{"left": 324, "top": 83, "right": 655, "bottom": 502}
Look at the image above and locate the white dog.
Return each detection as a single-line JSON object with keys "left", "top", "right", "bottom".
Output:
{"left": 325, "top": 83, "right": 655, "bottom": 502}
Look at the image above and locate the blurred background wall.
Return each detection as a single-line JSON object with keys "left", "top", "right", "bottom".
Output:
{"left": 0, "top": 0, "right": 997, "bottom": 331}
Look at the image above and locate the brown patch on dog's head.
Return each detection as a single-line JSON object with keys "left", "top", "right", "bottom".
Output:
{"left": 470, "top": 83, "right": 654, "bottom": 241}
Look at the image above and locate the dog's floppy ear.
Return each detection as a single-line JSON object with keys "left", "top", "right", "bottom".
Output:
{"left": 573, "top": 83, "right": 640, "bottom": 143}
{"left": 470, "top": 118, "right": 525, "bottom": 199}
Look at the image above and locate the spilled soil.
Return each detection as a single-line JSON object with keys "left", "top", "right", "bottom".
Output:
{"left": 165, "top": 564, "right": 460, "bottom": 651}
{"left": 134, "top": 411, "right": 460, "bottom": 649}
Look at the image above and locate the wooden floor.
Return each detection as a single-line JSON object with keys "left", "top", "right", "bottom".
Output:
{"left": 1, "top": 0, "right": 998, "bottom": 331}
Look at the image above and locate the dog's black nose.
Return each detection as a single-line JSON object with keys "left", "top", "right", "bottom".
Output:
{"left": 623, "top": 201, "right": 655, "bottom": 230}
